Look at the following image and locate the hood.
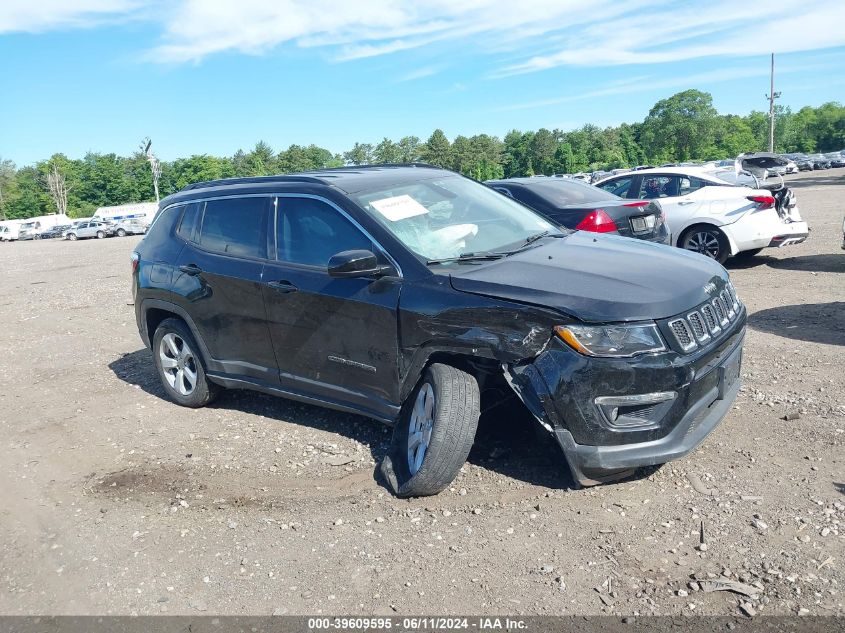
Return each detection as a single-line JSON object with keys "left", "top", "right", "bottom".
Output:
{"left": 449, "top": 232, "right": 727, "bottom": 322}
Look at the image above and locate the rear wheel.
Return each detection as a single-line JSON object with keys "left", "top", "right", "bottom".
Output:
{"left": 680, "top": 225, "right": 730, "bottom": 264}
{"left": 152, "top": 318, "right": 218, "bottom": 408}
{"left": 381, "top": 363, "right": 480, "bottom": 498}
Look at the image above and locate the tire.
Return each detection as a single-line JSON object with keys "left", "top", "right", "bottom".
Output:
{"left": 151, "top": 317, "right": 219, "bottom": 408}
{"left": 67, "top": 233, "right": 77, "bottom": 241}
{"left": 34, "top": 234, "right": 41, "bottom": 240}
{"left": 680, "top": 225, "right": 730, "bottom": 264}
{"left": 96, "top": 231, "right": 105, "bottom": 239}
{"left": 381, "top": 363, "right": 480, "bottom": 498}
{"left": 734, "top": 248, "right": 764, "bottom": 260}
{"left": 116, "top": 228, "right": 127, "bottom": 237}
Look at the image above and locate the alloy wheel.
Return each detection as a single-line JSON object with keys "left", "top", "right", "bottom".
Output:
{"left": 683, "top": 231, "right": 721, "bottom": 259}
{"left": 407, "top": 383, "right": 435, "bottom": 475}
{"left": 159, "top": 333, "right": 198, "bottom": 396}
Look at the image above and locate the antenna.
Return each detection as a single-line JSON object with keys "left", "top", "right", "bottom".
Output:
{"left": 765, "top": 53, "right": 781, "bottom": 153}
{"left": 139, "top": 137, "right": 161, "bottom": 203}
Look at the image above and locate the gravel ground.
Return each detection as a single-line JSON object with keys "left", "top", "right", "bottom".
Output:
{"left": 0, "top": 169, "right": 842, "bottom": 617}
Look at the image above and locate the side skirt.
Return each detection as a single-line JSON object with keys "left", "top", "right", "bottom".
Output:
{"left": 207, "top": 373, "right": 399, "bottom": 426}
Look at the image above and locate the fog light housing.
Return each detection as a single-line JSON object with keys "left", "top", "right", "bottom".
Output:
{"left": 595, "top": 391, "right": 677, "bottom": 429}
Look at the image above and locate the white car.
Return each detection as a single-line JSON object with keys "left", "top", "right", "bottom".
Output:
{"left": 594, "top": 167, "right": 809, "bottom": 263}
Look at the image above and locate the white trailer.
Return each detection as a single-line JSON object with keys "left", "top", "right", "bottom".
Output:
{"left": 92, "top": 202, "right": 158, "bottom": 225}
{"left": 0, "top": 219, "right": 25, "bottom": 242}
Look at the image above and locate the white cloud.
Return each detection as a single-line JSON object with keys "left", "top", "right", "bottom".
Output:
{"left": 2, "top": 0, "right": 844, "bottom": 76}
{"left": 398, "top": 66, "right": 442, "bottom": 82}
{"left": 496, "top": 60, "right": 845, "bottom": 112}
{"left": 0, "top": 0, "right": 139, "bottom": 33}
{"left": 145, "top": 0, "right": 641, "bottom": 63}
{"left": 495, "top": 1, "right": 845, "bottom": 75}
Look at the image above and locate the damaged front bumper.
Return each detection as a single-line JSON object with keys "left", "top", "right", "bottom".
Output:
{"left": 507, "top": 317, "right": 745, "bottom": 487}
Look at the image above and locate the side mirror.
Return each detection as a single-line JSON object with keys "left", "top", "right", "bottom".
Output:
{"left": 327, "top": 250, "right": 390, "bottom": 278}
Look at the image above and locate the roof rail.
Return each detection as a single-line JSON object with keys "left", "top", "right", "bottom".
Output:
{"left": 180, "top": 174, "right": 326, "bottom": 192}
{"left": 179, "top": 163, "right": 444, "bottom": 192}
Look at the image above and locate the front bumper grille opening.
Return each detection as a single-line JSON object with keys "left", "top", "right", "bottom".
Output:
{"left": 721, "top": 290, "right": 735, "bottom": 319}
{"left": 687, "top": 311, "right": 711, "bottom": 343}
{"left": 700, "top": 304, "right": 721, "bottom": 335}
{"left": 668, "top": 319, "right": 697, "bottom": 352}
{"left": 666, "top": 286, "right": 742, "bottom": 354}
{"left": 712, "top": 297, "right": 729, "bottom": 326}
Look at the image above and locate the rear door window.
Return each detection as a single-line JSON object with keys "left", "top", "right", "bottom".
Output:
{"left": 199, "top": 197, "right": 269, "bottom": 259}
{"left": 276, "top": 197, "right": 373, "bottom": 268}
{"left": 598, "top": 176, "right": 634, "bottom": 198}
{"left": 637, "top": 175, "right": 678, "bottom": 199}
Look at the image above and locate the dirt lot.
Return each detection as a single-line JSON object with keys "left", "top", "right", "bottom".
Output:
{"left": 0, "top": 170, "right": 843, "bottom": 618}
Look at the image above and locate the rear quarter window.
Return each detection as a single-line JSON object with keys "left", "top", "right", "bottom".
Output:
{"left": 138, "top": 205, "right": 183, "bottom": 261}
{"left": 176, "top": 201, "right": 203, "bottom": 242}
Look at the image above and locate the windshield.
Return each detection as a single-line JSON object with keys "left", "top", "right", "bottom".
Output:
{"left": 351, "top": 175, "right": 555, "bottom": 261}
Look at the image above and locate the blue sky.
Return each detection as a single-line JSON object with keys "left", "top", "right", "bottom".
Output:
{"left": 2, "top": 0, "right": 845, "bottom": 166}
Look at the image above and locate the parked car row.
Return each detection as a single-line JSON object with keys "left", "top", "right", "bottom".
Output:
{"left": 0, "top": 216, "right": 148, "bottom": 242}
{"left": 551, "top": 149, "right": 845, "bottom": 185}
{"left": 486, "top": 164, "right": 808, "bottom": 264}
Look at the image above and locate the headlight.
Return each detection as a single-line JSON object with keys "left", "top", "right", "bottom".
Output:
{"left": 554, "top": 323, "right": 666, "bottom": 358}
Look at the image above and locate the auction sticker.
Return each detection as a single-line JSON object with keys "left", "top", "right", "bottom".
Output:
{"left": 370, "top": 195, "right": 429, "bottom": 222}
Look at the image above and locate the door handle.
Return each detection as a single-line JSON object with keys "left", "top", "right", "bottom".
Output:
{"left": 267, "top": 280, "right": 298, "bottom": 293}
{"left": 179, "top": 264, "right": 203, "bottom": 276}
{"left": 678, "top": 200, "right": 696, "bottom": 205}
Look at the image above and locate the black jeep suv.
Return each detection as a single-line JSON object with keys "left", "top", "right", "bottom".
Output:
{"left": 132, "top": 165, "right": 746, "bottom": 497}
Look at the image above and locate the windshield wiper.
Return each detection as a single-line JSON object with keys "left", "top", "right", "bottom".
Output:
{"left": 523, "top": 230, "right": 552, "bottom": 246}
{"left": 426, "top": 252, "right": 506, "bottom": 266}
{"left": 503, "top": 230, "right": 568, "bottom": 254}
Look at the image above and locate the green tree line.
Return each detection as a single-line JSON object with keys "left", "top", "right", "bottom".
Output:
{"left": 1, "top": 90, "right": 843, "bottom": 220}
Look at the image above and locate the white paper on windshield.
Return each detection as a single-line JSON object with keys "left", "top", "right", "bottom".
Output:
{"left": 369, "top": 195, "right": 429, "bottom": 222}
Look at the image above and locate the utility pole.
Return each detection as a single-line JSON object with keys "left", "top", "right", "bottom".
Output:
{"left": 766, "top": 53, "right": 781, "bottom": 153}
{"left": 140, "top": 137, "right": 162, "bottom": 203}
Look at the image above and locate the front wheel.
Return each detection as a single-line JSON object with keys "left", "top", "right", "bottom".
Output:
{"left": 116, "top": 228, "right": 127, "bottom": 237}
{"left": 381, "top": 363, "right": 480, "bottom": 497}
{"left": 67, "top": 233, "right": 77, "bottom": 241}
{"left": 96, "top": 231, "right": 105, "bottom": 239}
{"left": 680, "top": 225, "right": 730, "bottom": 264}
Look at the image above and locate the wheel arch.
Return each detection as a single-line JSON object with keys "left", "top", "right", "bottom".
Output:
{"left": 400, "top": 350, "right": 512, "bottom": 417}
{"left": 140, "top": 299, "right": 215, "bottom": 369}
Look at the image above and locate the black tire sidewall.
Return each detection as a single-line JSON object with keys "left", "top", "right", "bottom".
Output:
{"left": 151, "top": 318, "right": 217, "bottom": 408}
{"left": 387, "top": 363, "right": 479, "bottom": 497}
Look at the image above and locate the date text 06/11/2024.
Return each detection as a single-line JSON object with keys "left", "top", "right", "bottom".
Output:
{"left": 307, "top": 617, "right": 527, "bottom": 630}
